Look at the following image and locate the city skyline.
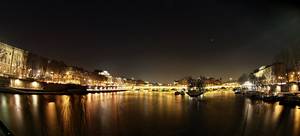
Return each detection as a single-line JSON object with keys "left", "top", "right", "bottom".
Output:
{"left": 0, "top": 1, "right": 300, "bottom": 83}
{"left": 2, "top": 1, "right": 300, "bottom": 136}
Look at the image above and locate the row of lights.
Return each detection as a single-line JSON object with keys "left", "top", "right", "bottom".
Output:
{"left": 13, "top": 79, "right": 41, "bottom": 89}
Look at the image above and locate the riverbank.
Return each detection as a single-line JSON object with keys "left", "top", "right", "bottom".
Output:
{"left": 1, "top": 78, "right": 129, "bottom": 95}
{"left": 0, "top": 87, "right": 89, "bottom": 95}
{"left": 0, "top": 87, "right": 129, "bottom": 95}
{"left": 236, "top": 90, "right": 300, "bottom": 106}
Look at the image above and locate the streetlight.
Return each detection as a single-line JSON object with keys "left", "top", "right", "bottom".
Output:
{"left": 278, "top": 76, "right": 283, "bottom": 84}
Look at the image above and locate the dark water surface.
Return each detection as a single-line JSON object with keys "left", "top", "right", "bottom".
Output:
{"left": 0, "top": 91, "right": 300, "bottom": 136}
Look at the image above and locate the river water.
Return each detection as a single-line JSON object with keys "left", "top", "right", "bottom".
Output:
{"left": 0, "top": 91, "right": 300, "bottom": 136}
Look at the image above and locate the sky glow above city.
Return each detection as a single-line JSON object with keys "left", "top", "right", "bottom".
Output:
{"left": 0, "top": 0, "right": 299, "bottom": 83}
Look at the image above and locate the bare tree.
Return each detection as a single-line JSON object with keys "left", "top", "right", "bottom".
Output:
{"left": 187, "top": 76, "right": 206, "bottom": 97}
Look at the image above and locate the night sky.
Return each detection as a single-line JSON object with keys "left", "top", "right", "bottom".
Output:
{"left": 0, "top": 0, "right": 299, "bottom": 83}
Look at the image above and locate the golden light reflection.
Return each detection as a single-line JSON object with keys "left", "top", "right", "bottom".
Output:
{"left": 1, "top": 95, "right": 7, "bottom": 107}
{"left": 14, "top": 94, "right": 21, "bottom": 107}
{"left": 0, "top": 95, "right": 9, "bottom": 122}
{"left": 14, "top": 94, "right": 24, "bottom": 129}
{"left": 30, "top": 95, "right": 40, "bottom": 131}
{"left": 47, "top": 102, "right": 58, "bottom": 136}
{"left": 32, "top": 95, "right": 38, "bottom": 106}
{"left": 87, "top": 93, "right": 92, "bottom": 104}
{"left": 272, "top": 103, "right": 283, "bottom": 124}
{"left": 294, "top": 106, "right": 300, "bottom": 136}
{"left": 244, "top": 99, "right": 253, "bottom": 128}
{"left": 61, "top": 95, "right": 73, "bottom": 135}
{"left": 263, "top": 104, "right": 272, "bottom": 126}
{"left": 4, "top": 91, "right": 285, "bottom": 135}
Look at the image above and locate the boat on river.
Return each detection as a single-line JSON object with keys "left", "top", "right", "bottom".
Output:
{"left": 186, "top": 77, "right": 205, "bottom": 97}
{"left": 279, "top": 93, "right": 300, "bottom": 106}
{"left": 175, "top": 90, "right": 185, "bottom": 96}
{"left": 262, "top": 94, "right": 280, "bottom": 103}
{"left": 187, "top": 90, "right": 203, "bottom": 97}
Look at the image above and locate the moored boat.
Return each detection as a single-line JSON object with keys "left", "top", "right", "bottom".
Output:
{"left": 175, "top": 90, "right": 185, "bottom": 96}
{"left": 279, "top": 93, "right": 300, "bottom": 106}
{"left": 262, "top": 94, "right": 279, "bottom": 103}
{"left": 187, "top": 91, "right": 203, "bottom": 97}
{"left": 186, "top": 77, "right": 205, "bottom": 98}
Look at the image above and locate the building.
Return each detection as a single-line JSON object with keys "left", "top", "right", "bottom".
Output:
{"left": 0, "top": 42, "right": 27, "bottom": 77}
{"left": 113, "top": 77, "right": 125, "bottom": 86}
{"left": 253, "top": 63, "right": 285, "bottom": 85}
{"left": 204, "top": 77, "right": 222, "bottom": 86}
{"left": 98, "top": 70, "right": 113, "bottom": 84}
{"left": 0, "top": 42, "right": 121, "bottom": 87}
{"left": 253, "top": 63, "right": 300, "bottom": 92}
{"left": 63, "top": 67, "right": 87, "bottom": 85}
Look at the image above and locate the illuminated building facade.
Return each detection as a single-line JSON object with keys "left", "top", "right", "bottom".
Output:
{"left": 253, "top": 63, "right": 300, "bottom": 92}
{"left": 204, "top": 77, "right": 222, "bottom": 86}
{"left": 0, "top": 42, "right": 27, "bottom": 77}
{"left": 98, "top": 70, "right": 113, "bottom": 85}
{"left": 63, "top": 67, "right": 87, "bottom": 85}
{"left": 0, "top": 42, "right": 125, "bottom": 87}
{"left": 253, "top": 63, "right": 285, "bottom": 85}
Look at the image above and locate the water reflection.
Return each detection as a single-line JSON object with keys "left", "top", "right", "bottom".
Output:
{"left": 1, "top": 95, "right": 7, "bottom": 107}
{"left": 0, "top": 91, "right": 300, "bottom": 135}
{"left": 240, "top": 97, "right": 300, "bottom": 136}
{"left": 61, "top": 95, "right": 74, "bottom": 135}
{"left": 0, "top": 95, "right": 9, "bottom": 128}
{"left": 32, "top": 95, "right": 38, "bottom": 106}
{"left": 294, "top": 107, "right": 300, "bottom": 136}
{"left": 13, "top": 94, "right": 24, "bottom": 134}
{"left": 273, "top": 103, "right": 283, "bottom": 124}
{"left": 46, "top": 102, "right": 58, "bottom": 136}
{"left": 14, "top": 94, "right": 21, "bottom": 107}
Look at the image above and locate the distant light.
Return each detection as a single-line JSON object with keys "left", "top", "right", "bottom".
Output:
{"left": 276, "top": 85, "right": 281, "bottom": 92}
{"left": 15, "top": 79, "right": 22, "bottom": 86}
{"left": 259, "top": 66, "right": 266, "bottom": 70}
{"left": 291, "top": 84, "right": 299, "bottom": 92}
{"left": 99, "top": 70, "right": 110, "bottom": 76}
{"left": 243, "top": 81, "right": 253, "bottom": 86}
{"left": 14, "top": 94, "right": 21, "bottom": 106}
{"left": 32, "top": 95, "right": 38, "bottom": 106}
{"left": 31, "top": 81, "right": 40, "bottom": 88}
{"left": 242, "top": 81, "right": 253, "bottom": 90}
